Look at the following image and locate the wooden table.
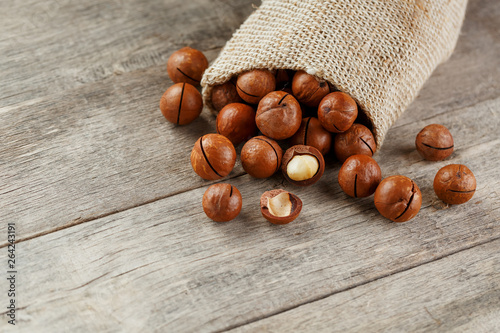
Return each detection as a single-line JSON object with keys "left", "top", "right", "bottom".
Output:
{"left": 1, "top": 0, "right": 499, "bottom": 331}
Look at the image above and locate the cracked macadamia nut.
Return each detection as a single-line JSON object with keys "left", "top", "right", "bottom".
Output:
{"left": 334, "top": 123, "right": 377, "bottom": 162}
{"left": 202, "top": 183, "right": 242, "bottom": 222}
{"left": 318, "top": 92, "right": 358, "bottom": 133}
{"left": 256, "top": 91, "right": 302, "bottom": 140}
{"left": 191, "top": 134, "right": 236, "bottom": 180}
{"left": 289, "top": 117, "right": 332, "bottom": 155}
{"left": 416, "top": 124, "right": 454, "bottom": 161}
{"left": 282, "top": 145, "right": 325, "bottom": 186}
{"left": 434, "top": 164, "right": 476, "bottom": 205}
{"left": 291, "top": 70, "right": 330, "bottom": 107}
{"left": 236, "top": 69, "right": 276, "bottom": 104}
{"left": 241, "top": 136, "right": 282, "bottom": 178}
{"left": 216, "top": 103, "right": 257, "bottom": 146}
{"left": 260, "top": 189, "right": 302, "bottom": 224}
{"left": 167, "top": 47, "right": 208, "bottom": 86}
{"left": 211, "top": 81, "right": 244, "bottom": 111}
{"left": 338, "top": 155, "right": 382, "bottom": 198}
{"left": 374, "top": 175, "right": 422, "bottom": 222}
{"left": 160, "top": 83, "right": 203, "bottom": 125}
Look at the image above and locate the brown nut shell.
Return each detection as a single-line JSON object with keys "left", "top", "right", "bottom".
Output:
{"left": 334, "top": 124, "right": 377, "bottom": 162}
{"left": 236, "top": 69, "right": 276, "bottom": 104}
{"left": 159, "top": 83, "right": 203, "bottom": 125}
{"left": 416, "top": 124, "right": 454, "bottom": 161}
{"left": 256, "top": 91, "right": 302, "bottom": 140}
{"left": 190, "top": 134, "right": 236, "bottom": 180}
{"left": 289, "top": 117, "right": 332, "bottom": 155}
{"left": 167, "top": 47, "right": 208, "bottom": 86}
{"left": 211, "top": 81, "right": 243, "bottom": 111}
{"left": 338, "top": 155, "right": 382, "bottom": 198}
{"left": 260, "top": 189, "right": 302, "bottom": 225}
{"left": 282, "top": 145, "right": 325, "bottom": 186}
{"left": 216, "top": 103, "right": 257, "bottom": 146}
{"left": 318, "top": 92, "right": 358, "bottom": 133}
{"left": 202, "top": 184, "right": 242, "bottom": 222}
{"left": 374, "top": 175, "right": 422, "bottom": 222}
{"left": 241, "top": 136, "right": 282, "bottom": 178}
{"left": 433, "top": 164, "right": 476, "bottom": 205}
{"left": 291, "top": 71, "right": 330, "bottom": 107}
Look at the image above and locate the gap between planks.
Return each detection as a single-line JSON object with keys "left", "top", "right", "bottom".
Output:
{"left": 0, "top": 41, "right": 225, "bottom": 114}
{"left": 215, "top": 234, "right": 500, "bottom": 333}
{"left": 3, "top": 93, "right": 499, "bottom": 248}
{"left": 0, "top": 172, "right": 246, "bottom": 248}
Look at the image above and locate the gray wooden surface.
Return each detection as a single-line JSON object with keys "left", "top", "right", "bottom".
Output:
{"left": 0, "top": 0, "right": 499, "bottom": 332}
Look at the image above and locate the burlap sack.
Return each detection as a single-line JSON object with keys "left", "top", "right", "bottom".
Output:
{"left": 201, "top": 0, "right": 467, "bottom": 147}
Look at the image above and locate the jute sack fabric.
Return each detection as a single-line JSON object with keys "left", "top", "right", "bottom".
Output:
{"left": 201, "top": 0, "right": 468, "bottom": 147}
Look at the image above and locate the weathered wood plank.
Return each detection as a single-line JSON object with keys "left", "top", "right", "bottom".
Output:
{"left": 0, "top": 0, "right": 259, "bottom": 241}
{"left": 0, "top": 98, "right": 498, "bottom": 332}
{"left": 1, "top": 0, "right": 499, "bottom": 331}
{"left": 0, "top": 64, "right": 245, "bottom": 243}
{"left": 230, "top": 239, "right": 500, "bottom": 333}
{"left": 0, "top": 0, "right": 258, "bottom": 107}
{"left": 1, "top": 0, "right": 499, "bottom": 242}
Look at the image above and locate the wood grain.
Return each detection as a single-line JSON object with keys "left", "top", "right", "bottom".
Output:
{"left": 1, "top": 0, "right": 499, "bottom": 243}
{"left": 0, "top": 98, "right": 498, "bottom": 332}
{"left": 230, "top": 239, "right": 500, "bottom": 333}
{"left": 0, "top": 0, "right": 257, "bottom": 107}
{"left": 1, "top": 0, "right": 500, "bottom": 331}
{"left": 0, "top": 0, "right": 258, "bottom": 241}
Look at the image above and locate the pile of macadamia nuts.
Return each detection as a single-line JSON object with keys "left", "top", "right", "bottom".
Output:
{"left": 159, "top": 47, "right": 477, "bottom": 224}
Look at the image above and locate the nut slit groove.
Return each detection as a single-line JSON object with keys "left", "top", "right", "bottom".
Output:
{"left": 303, "top": 85, "right": 321, "bottom": 104}
{"left": 303, "top": 117, "right": 312, "bottom": 146}
{"left": 360, "top": 137, "right": 374, "bottom": 155}
{"left": 395, "top": 182, "right": 415, "bottom": 221}
{"left": 199, "top": 135, "right": 223, "bottom": 178}
{"left": 332, "top": 123, "right": 342, "bottom": 132}
{"left": 422, "top": 143, "right": 454, "bottom": 150}
{"left": 278, "top": 93, "right": 289, "bottom": 105}
{"left": 176, "top": 68, "right": 200, "bottom": 83}
{"left": 236, "top": 84, "right": 259, "bottom": 98}
{"left": 447, "top": 189, "right": 476, "bottom": 193}
{"left": 354, "top": 174, "right": 358, "bottom": 198}
{"left": 254, "top": 137, "right": 280, "bottom": 172}
{"left": 229, "top": 186, "right": 233, "bottom": 197}
{"left": 176, "top": 83, "right": 186, "bottom": 125}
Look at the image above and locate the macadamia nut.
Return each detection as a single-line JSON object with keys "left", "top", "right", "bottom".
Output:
{"left": 282, "top": 145, "right": 325, "bottom": 186}
{"left": 267, "top": 192, "right": 293, "bottom": 217}
{"left": 260, "top": 189, "right": 302, "bottom": 224}
{"left": 286, "top": 155, "right": 319, "bottom": 182}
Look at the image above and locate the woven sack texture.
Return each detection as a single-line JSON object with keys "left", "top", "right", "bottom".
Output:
{"left": 201, "top": 0, "right": 467, "bottom": 147}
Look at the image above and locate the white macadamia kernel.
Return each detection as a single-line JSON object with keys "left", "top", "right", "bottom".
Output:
{"left": 286, "top": 155, "right": 319, "bottom": 181}
{"left": 268, "top": 192, "right": 292, "bottom": 217}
